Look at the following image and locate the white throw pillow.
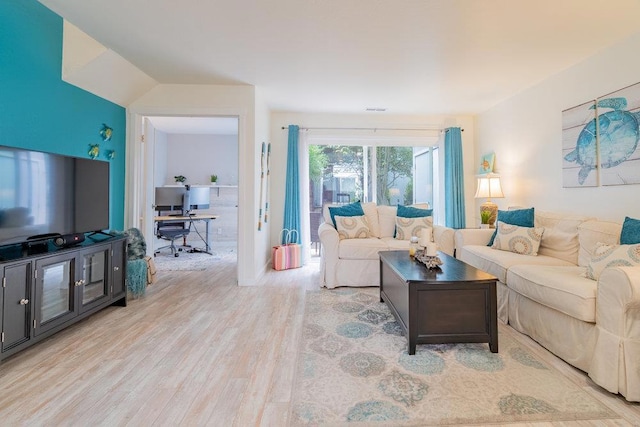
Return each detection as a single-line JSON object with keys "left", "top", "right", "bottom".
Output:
{"left": 586, "top": 242, "right": 640, "bottom": 280}
{"left": 395, "top": 216, "right": 431, "bottom": 241}
{"left": 334, "top": 215, "right": 371, "bottom": 240}
{"left": 492, "top": 221, "right": 544, "bottom": 256}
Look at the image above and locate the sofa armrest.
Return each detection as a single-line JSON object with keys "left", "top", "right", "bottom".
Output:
{"left": 433, "top": 225, "right": 454, "bottom": 257}
{"left": 454, "top": 229, "right": 495, "bottom": 250}
{"left": 318, "top": 222, "right": 340, "bottom": 286}
{"left": 596, "top": 266, "right": 640, "bottom": 339}
{"left": 589, "top": 266, "right": 640, "bottom": 400}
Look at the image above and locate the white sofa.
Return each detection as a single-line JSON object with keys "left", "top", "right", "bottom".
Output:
{"left": 454, "top": 211, "right": 640, "bottom": 402}
{"left": 318, "top": 202, "right": 455, "bottom": 288}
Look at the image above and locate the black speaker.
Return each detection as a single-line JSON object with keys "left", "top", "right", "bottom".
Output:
{"left": 53, "top": 233, "right": 86, "bottom": 248}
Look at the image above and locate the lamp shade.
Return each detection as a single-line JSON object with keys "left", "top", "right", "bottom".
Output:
{"left": 474, "top": 175, "right": 504, "bottom": 200}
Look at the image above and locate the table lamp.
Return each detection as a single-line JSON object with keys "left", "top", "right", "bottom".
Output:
{"left": 474, "top": 174, "right": 504, "bottom": 228}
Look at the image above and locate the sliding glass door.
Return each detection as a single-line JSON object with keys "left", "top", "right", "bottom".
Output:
{"left": 308, "top": 143, "right": 439, "bottom": 256}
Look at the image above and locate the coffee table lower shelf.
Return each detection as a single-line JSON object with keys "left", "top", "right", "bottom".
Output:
{"left": 379, "top": 250, "right": 498, "bottom": 355}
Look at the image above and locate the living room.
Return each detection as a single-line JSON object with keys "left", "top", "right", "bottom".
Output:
{"left": 1, "top": 0, "right": 640, "bottom": 424}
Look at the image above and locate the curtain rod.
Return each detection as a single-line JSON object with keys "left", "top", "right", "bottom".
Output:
{"left": 280, "top": 126, "right": 463, "bottom": 132}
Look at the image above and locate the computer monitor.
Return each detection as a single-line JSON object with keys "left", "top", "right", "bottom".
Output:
{"left": 189, "top": 186, "right": 210, "bottom": 210}
{"left": 155, "top": 186, "right": 186, "bottom": 211}
{"left": 154, "top": 186, "right": 210, "bottom": 214}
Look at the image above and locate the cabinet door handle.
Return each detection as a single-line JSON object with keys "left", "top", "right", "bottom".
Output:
{"left": 114, "top": 266, "right": 120, "bottom": 271}
{"left": 19, "top": 298, "right": 29, "bottom": 305}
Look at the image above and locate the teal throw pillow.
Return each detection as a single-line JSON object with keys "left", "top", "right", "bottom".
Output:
{"left": 328, "top": 201, "right": 364, "bottom": 228}
{"left": 397, "top": 205, "right": 433, "bottom": 218}
{"left": 487, "top": 208, "right": 535, "bottom": 246}
{"left": 621, "top": 216, "right": 640, "bottom": 244}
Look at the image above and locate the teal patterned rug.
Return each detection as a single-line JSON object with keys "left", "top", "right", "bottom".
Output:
{"left": 290, "top": 288, "right": 616, "bottom": 426}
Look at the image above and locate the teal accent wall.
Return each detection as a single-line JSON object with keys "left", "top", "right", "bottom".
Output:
{"left": 0, "top": 0, "right": 126, "bottom": 230}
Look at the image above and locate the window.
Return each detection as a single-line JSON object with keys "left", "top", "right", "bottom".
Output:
{"left": 309, "top": 144, "right": 439, "bottom": 209}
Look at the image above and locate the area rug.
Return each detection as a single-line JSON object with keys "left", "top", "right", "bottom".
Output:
{"left": 290, "top": 288, "right": 616, "bottom": 426}
{"left": 153, "top": 250, "right": 221, "bottom": 271}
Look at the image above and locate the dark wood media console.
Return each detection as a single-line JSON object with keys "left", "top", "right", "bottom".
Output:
{"left": 379, "top": 250, "right": 498, "bottom": 355}
{"left": 0, "top": 235, "right": 127, "bottom": 361}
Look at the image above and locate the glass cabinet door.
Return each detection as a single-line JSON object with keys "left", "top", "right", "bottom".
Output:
{"left": 36, "top": 253, "right": 77, "bottom": 335}
{"left": 41, "top": 260, "right": 73, "bottom": 323}
{"left": 79, "top": 246, "right": 110, "bottom": 312}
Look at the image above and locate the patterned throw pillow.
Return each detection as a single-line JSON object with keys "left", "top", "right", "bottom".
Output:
{"left": 487, "top": 207, "right": 535, "bottom": 246}
{"left": 491, "top": 221, "right": 544, "bottom": 256}
{"left": 334, "top": 215, "right": 371, "bottom": 240}
{"left": 395, "top": 216, "right": 432, "bottom": 240}
{"left": 328, "top": 201, "right": 364, "bottom": 228}
{"left": 586, "top": 242, "right": 640, "bottom": 280}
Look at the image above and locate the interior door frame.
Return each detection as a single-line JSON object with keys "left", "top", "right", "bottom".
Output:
{"left": 126, "top": 107, "right": 244, "bottom": 282}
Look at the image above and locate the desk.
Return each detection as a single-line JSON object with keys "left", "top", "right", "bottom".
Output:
{"left": 154, "top": 214, "right": 219, "bottom": 255}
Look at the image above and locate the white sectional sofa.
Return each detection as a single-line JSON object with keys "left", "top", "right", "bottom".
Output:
{"left": 454, "top": 210, "right": 640, "bottom": 402}
{"left": 318, "top": 202, "right": 455, "bottom": 288}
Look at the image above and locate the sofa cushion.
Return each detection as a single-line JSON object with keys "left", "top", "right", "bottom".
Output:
{"left": 361, "top": 202, "right": 381, "bottom": 238}
{"left": 395, "top": 216, "right": 432, "bottom": 240}
{"left": 491, "top": 222, "right": 544, "bottom": 256}
{"left": 535, "top": 210, "right": 595, "bottom": 265}
{"left": 328, "top": 201, "right": 364, "bottom": 227}
{"left": 507, "top": 265, "right": 596, "bottom": 323}
{"left": 380, "top": 236, "right": 411, "bottom": 250}
{"left": 621, "top": 216, "right": 640, "bottom": 244}
{"left": 335, "top": 215, "right": 371, "bottom": 240}
{"left": 338, "top": 237, "right": 390, "bottom": 260}
{"left": 586, "top": 243, "right": 640, "bottom": 280}
{"left": 577, "top": 220, "right": 621, "bottom": 267}
{"left": 460, "top": 245, "right": 574, "bottom": 284}
{"left": 488, "top": 208, "right": 535, "bottom": 246}
{"left": 378, "top": 205, "right": 398, "bottom": 238}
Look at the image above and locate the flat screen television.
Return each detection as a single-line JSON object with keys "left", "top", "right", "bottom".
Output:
{"left": 0, "top": 145, "right": 110, "bottom": 247}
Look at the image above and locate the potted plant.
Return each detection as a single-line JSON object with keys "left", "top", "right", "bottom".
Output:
{"left": 174, "top": 175, "right": 186, "bottom": 185}
{"left": 210, "top": 174, "right": 218, "bottom": 184}
{"left": 480, "top": 210, "right": 491, "bottom": 229}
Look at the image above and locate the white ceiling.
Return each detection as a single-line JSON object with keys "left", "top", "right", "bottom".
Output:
{"left": 40, "top": 0, "right": 640, "bottom": 115}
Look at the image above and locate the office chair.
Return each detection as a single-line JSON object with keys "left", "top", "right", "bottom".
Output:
{"left": 154, "top": 217, "right": 191, "bottom": 257}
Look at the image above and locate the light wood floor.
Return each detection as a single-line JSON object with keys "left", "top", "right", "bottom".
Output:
{"left": 0, "top": 255, "right": 639, "bottom": 426}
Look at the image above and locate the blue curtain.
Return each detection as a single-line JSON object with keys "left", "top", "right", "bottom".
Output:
{"left": 444, "top": 127, "right": 466, "bottom": 228}
{"left": 282, "top": 125, "right": 301, "bottom": 243}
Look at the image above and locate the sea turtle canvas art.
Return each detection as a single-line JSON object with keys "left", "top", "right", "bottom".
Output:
{"left": 562, "top": 82, "right": 640, "bottom": 187}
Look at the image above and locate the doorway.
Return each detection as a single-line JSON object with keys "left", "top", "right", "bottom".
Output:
{"left": 128, "top": 114, "right": 240, "bottom": 274}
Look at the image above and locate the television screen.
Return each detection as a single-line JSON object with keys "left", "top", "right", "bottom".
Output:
{"left": 0, "top": 145, "right": 110, "bottom": 246}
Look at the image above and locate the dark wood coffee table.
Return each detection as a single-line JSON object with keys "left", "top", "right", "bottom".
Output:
{"left": 379, "top": 250, "right": 498, "bottom": 355}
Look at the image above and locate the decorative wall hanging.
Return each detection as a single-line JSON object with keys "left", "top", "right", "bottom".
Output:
{"left": 88, "top": 144, "right": 100, "bottom": 159}
{"left": 105, "top": 150, "right": 116, "bottom": 160}
{"left": 478, "top": 152, "right": 495, "bottom": 175}
{"left": 100, "top": 123, "right": 113, "bottom": 141}
{"left": 562, "top": 100, "right": 598, "bottom": 187}
{"left": 598, "top": 83, "right": 640, "bottom": 186}
{"left": 563, "top": 81, "right": 640, "bottom": 187}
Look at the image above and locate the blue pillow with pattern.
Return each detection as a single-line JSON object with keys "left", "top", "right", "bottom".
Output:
{"left": 487, "top": 208, "right": 535, "bottom": 246}
{"left": 621, "top": 216, "right": 640, "bottom": 244}
{"left": 397, "top": 204, "right": 433, "bottom": 218}
{"left": 328, "top": 201, "right": 364, "bottom": 228}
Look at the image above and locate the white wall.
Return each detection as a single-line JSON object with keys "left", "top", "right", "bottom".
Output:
{"left": 153, "top": 129, "right": 168, "bottom": 187}
{"left": 476, "top": 32, "right": 640, "bottom": 223}
{"left": 165, "top": 134, "right": 238, "bottom": 186}
{"left": 268, "top": 112, "right": 475, "bottom": 248}
{"left": 128, "top": 83, "right": 264, "bottom": 286}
